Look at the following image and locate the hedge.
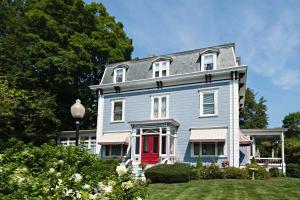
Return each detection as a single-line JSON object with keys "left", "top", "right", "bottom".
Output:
{"left": 286, "top": 164, "right": 300, "bottom": 178}
{"left": 223, "top": 167, "right": 248, "bottom": 179}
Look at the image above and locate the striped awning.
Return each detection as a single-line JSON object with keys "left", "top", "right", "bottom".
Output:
{"left": 190, "top": 127, "right": 227, "bottom": 142}
{"left": 98, "top": 132, "right": 130, "bottom": 145}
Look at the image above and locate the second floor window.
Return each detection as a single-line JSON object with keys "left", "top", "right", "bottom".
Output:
{"left": 201, "top": 53, "right": 216, "bottom": 71}
{"left": 199, "top": 90, "right": 218, "bottom": 117}
{"left": 151, "top": 95, "right": 169, "bottom": 119}
{"left": 111, "top": 99, "right": 125, "bottom": 122}
{"left": 114, "top": 68, "right": 125, "bottom": 83}
{"left": 153, "top": 61, "right": 169, "bottom": 78}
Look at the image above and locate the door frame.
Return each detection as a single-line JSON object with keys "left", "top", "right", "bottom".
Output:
{"left": 141, "top": 134, "right": 160, "bottom": 164}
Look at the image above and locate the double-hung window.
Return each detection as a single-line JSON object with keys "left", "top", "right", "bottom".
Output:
{"left": 201, "top": 53, "right": 216, "bottom": 71}
{"left": 192, "top": 142, "right": 224, "bottom": 157}
{"left": 114, "top": 68, "right": 126, "bottom": 83}
{"left": 153, "top": 61, "right": 169, "bottom": 78}
{"left": 111, "top": 99, "right": 125, "bottom": 122}
{"left": 199, "top": 89, "right": 218, "bottom": 117}
{"left": 151, "top": 95, "right": 169, "bottom": 119}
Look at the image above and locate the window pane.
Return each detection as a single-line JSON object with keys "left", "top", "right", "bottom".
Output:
{"left": 203, "top": 93, "right": 214, "bottom": 104}
{"left": 143, "top": 136, "right": 149, "bottom": 153}
{"left": 162, "top": 128, "right": 167, "bottom": 134}
{"left": 202, "top": 143, "right": 215, "bottom": 155}
{"left": 204, "top": 104, "right": 215, "bottom": 114}
{"left": 153, "top": 136, "right": 159, "bottom": 153}
{"left": 105, "top": 145, "right": 110, "bottom": 156}
{"left": 162, "top": 70, "right": 167, "bottom": 76}
{"left": 194, "top": 143, "right": 200, "bottom": 156}
{"left": 203, "top": 93, "right": 215, "bottom": 115}
{"left": 136, "top": 129, "right": 140, "bottom": 135}
{"left": 217, "top": 142, "right": 224, "bottom": 155}
{"left": 135, "top": 137, "right": 140, "bottom": 155}
{"left": 170, "top": 137, "right": 175, "bottom": 155}
{"left": 123, "top": 145, "right": 128, "bottom": 156}
{"left": 204, "top": 55, "right": 213, "bottom": 64}
{"left": 143, "top": 128, "right": 160, "bottom": 134}
{"left": 161, "top": 136, "right": 166, "bottom": 154}
{"left": 114, "top": 101, "right": 123, "bottom": 121}
{"left": 153, "top": 98, "right": 159, "bottom": 118}
{"left": 161, "top": 97, "right": 166, "bottom": 118}
{"left": 116, "top": 69, "right": 123, "bottom": 82}
{"left": 111, "top": 145, "right": 122, "bottom": 156}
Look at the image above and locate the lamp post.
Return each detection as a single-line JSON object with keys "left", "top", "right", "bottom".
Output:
{"left": 70, "top": 99, "right": 85, "bottom": 146}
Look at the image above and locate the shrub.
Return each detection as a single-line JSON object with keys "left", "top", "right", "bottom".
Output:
{"left": 286, "top": 164, "right": 300, "bottom": 178}
{"left": 223, "top": 167, "right": 248, "bottom": 179}
{"left": 246, "top": 163, "right": 270, "bottom": 179}
{"left": 269, "top": 167, "right": 281, "bottom": 177}
{"left": 145, "top": 163, "right": 194, "bottom": 183}
{"left": 201, "top": 161, "right": 224, "bottom": 179}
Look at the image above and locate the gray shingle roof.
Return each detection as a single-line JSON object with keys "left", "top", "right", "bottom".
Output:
{"left": 101, "top": 43, "right": 237, "bottom": 84}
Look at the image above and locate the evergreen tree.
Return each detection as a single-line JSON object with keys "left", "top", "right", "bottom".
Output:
{"left": 283, "top": 112, "right": 300, "bottom": 138}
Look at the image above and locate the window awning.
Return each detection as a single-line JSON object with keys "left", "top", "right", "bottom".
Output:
{"left": 190, "top": 127, "right": 227, "bottom": 142}
{"left": 98, "top": 132, "right": 130, "bottom": 145}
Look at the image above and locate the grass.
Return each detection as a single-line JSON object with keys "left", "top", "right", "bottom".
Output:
{"left": 147, "top": 178, "right": 300, "bottom": 200}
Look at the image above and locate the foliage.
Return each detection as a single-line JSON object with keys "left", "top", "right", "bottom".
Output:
{"left": 223, "top": 167, "right": 248, "bottom": 179}
{"left": 201, "top": 161, "right": 224, "bottom": 179}
{"left": 286, "top": 164, "right": 300, "bottom": 178}
{"left": 283, "top": 112, "right": 300, "bottom": 138}
{"left": 245, "top": 163, "right": 270, "bottom": 180}
{"left": 240, "top": 88, "right": 268, "bottom": 129}
{"left": 0, "top": 139, "right": 147, "bottom": 199}
{"left": 269, "top": 167, "right": 281, "bottom": 177}
{"left": 0, "top": 0, "right": 133, "bottom": 143}
{"left": 285, "top": 137, "right": 300, "bottom": 164}
{"left": 145, "top": 163, "right": 194, "bottom": 183}
{"left": 0, "top": 81, "right": 60, "bottom": 144}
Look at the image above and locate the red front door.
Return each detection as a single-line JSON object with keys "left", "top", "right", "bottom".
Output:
{"left": 141, "top": 135, "right": 159, "bottom": 164}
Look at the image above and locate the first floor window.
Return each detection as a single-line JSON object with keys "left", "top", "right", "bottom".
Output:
{"left": 199, "top": 90, "right": 218, "bottom": 117}
{"left": 111, "top": 100, "right": 125, "bottom": 122}
{"left": 104, "top": 144, "right": 127, "bottom": 157}
{"left": 193, "top": 142, "right": 224, "bottom": 156}
{"left": 151, "top": 95, "right": 168, "bottom": 119}
{"left": 135, "top": 137, "right": 140, "bottom": 155}
{"left": 161, "top": 135, "right": 166, "bottom": 154}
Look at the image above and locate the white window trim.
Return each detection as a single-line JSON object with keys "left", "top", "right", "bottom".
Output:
{"left": 201, "top": 53, "right": 217, "bottom": 71}
{"left": 150, "top": 95, "right": 169, "bottom": 119}
{"left": 113, "top": 68, "right": 126, "bottom": 83}
{"left": 104, "top": 144, "right": 126, "bottom": 157}
{"left": 111, "top": 99, "right": 125, "bottom": 122}
{"left": 199, "top": 89, "right": 218, "bottom": 117}
{"left": 191, "top": 142, "right": 225, "bottom": 157}
{"left": 152, "top": 61, "right": 170, "bottom": 78}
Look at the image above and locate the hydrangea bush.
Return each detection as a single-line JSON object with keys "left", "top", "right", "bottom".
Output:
{"left": 0, "top": 139, "right": 147, "bottom": 199}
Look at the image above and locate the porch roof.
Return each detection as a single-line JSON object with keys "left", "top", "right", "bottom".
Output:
{"left": 98, "top": 131, "right": 130, "bottom": 145}
{"left": 241, "top": 128, "right": 287, "bottom": 136}
{"left": 128, "top": 118, "right": 180, "bottom": 127}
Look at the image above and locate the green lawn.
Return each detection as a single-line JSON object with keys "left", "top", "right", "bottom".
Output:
{"left": 147, "top": 178, "right": 300, "bottom": 200}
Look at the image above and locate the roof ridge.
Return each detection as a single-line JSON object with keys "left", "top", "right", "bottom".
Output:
{"left": 106, "top": 42, "right": 235, "bottom": 67}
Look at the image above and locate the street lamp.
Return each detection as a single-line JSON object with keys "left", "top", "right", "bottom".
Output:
{"left": 70, "top": 99, "right": 85, "bottom": 146}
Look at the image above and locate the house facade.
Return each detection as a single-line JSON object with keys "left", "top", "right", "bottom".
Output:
{"left": 57, "top": 43, "right": 285, "bottom": 171}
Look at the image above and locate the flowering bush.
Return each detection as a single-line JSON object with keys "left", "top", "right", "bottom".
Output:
{"left": 0, "top": 139, "right": 147, "bottom": 199}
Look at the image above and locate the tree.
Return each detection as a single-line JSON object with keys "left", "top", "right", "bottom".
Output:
{"left": 0, "top": 0, "right": 133, "bottom": 143}
{"left": 239, "top": 88, "right": 268, "bottom": 129}
{"left": 282, "top": 112, "right": 300, "bottom": 138}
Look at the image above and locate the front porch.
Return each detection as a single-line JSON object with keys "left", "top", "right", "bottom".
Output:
{"left": 241, "top": 128, "right": 287, "bottom": 173}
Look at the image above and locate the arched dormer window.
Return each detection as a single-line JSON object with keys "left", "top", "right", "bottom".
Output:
{"left": 152, "top": 56, "right": 172, "bottom": 78}
{"left": 199, "top": 48, "right": 219, "bottom": 71}
{"left": 113, "top": 64, "right": 129, "bottom": 83}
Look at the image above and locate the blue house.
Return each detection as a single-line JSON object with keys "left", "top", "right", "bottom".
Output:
{"left": 60, "top": 43, "right": 286, "bottom": 171}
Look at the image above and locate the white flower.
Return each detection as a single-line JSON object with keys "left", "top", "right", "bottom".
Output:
{"left": 116, "top": 166, "right": 127, "bottom": 176}
{"left": 56, "top": 172, "right": 61, "bottom": 177}
{"left": 121, "top": 181, "right": 133, "bottom": 190}
{"left": 49, "top": 168, "right": 56, "bottom": 174}
{"left": 136, "top": 197, "right": 142, "bottom": 200}
{"left": 72, "top": 173, "right": 82, "bottom": 182}
{"left": 15, "top": 176, "right": 26, "bottom": 185}
{"left": 97, "top": 182, "right": 105, "bottom": 191}
{"left": 0, "top": 167, "right": 3, "bottom": 173}
{"left": 15, "top": 167, "right": 28, "bottom": 174}
{"left": 65, "top": 189, "right": 73, "bottom": 196}
{"left": 75, "top": 191, "right": 82, "bottom": 199}
{"left": 103, "top": 185, "right": 113, "bottom": 193}
{"left": 58, "top": 160, "right": 64, "bottom": 165}
{"left": 108, "top": 180, "right": 116, "bottom": 186}
{"left": 82, "top": 184, "right": 91, "bottom": 190}
{"left": 58, "top": 179, "right": 63, "bottom": 186}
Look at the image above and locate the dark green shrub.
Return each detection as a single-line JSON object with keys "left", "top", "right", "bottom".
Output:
{"left": 145, "top": 163, "right": 194, "bottom": 183}
{"left": 201, "top": 161, "right": 224, "bottom": 179}
{"left": 269, "top": 167, "right": 281, "bottom": 177}
{"left": 246, "top": 163, "right": 270, "bottom": 179}
{"left": 223, "top": 167, "right": 248, "bottom": 179}
{"left": 286, "top": 164, "right": 300, "bottom": 178}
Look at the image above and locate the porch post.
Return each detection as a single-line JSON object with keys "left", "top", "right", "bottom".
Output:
{"left": 96, "top": 90, "right": 104, "bottom": 156}
{"left": 252, "top": 136, "right": 256, "bottom": 157}
{"left": 166, "top": 127, "right": 171, "bottom": 163}
{"left": 281, "top": 132, "right": 285, "bottom": 174}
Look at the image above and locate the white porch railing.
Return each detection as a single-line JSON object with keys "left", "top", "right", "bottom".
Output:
{"left": 255, "top": 158, "right": 282, "bottom": 165}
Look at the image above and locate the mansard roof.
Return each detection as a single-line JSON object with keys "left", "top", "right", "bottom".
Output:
{"left": 101, "top": 43, "right": 237, "bottom": 84}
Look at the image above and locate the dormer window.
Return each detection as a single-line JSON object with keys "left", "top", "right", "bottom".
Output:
{"left": 153, "top": 61, "right": 169, "bottom": 78}
{"left": 203, "top": 54, "right": 214, "bottom": 70}
{"left": 199, "top": 48, "right": 218, "bottom": 71}
{"left": 113, "top": 68, "right": 126, "bottom": 83}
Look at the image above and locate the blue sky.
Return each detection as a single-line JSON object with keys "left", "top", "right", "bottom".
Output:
{"left": 88, "top": 0, "right": 300, "bottom": 127}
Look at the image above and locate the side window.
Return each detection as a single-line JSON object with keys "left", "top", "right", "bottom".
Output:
{"left": 151, "top": 95, "right": 169, "bottom": 119}
{"left": 113, "top": 68, "right": 125, "bottom": 83}
{"left": 201, "top": 53, "right": 217, "bottom": 71}
{"left": 111, "top": 99, "right": 125, "bottom": 122}
{"left": 199, "top": 90, "right": 218, "bottom": 117}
